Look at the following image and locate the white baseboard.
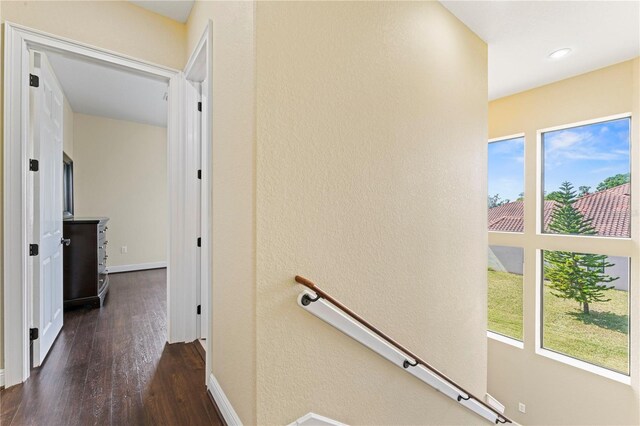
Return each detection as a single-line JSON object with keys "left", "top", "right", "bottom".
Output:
{"left": 0, "top": 369, "right": 4, "bottom": 388}
{"left": 208, "top": 373, "right": 242, "bottom": 426}
{"left": 107, "top": 261, "right": 167, "bottom": 274}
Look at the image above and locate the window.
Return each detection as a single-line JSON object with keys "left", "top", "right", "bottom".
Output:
{"left": 542, "top": 117, "right": 631, "bottom": 238}
{"left": 538, "top": 116, "right": 631, "bottom": 375}
{"left": 542, "top": 251, "right": 629, "bottom": 374}
{"left": 487, "top": 136, "right": 525, "bottom": 344}
{"left": 488, "top": 136, "right": 524, "bottom": 232}
{"left": 488, "top": 114, "right": 633, "bottom": 378}
{"left": 488, "top": 246, "right": 523, "bottom": 341}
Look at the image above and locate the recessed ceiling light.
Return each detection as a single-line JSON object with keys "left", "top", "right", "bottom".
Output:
{"left": 548, "top": 48, "right": 572, "bottom": 60}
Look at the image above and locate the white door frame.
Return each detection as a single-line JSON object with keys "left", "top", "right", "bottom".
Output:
{"left": 183, "top": 22, "right": 213, "bottom": 379}
{"left": 3, "top": 22, "right": 207, "bottom": 387}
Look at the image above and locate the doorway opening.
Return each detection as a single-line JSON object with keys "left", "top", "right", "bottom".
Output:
{"left": 3, "top": 22, "right": 213, "bottom": 388}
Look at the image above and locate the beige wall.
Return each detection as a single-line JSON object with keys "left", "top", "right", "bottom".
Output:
{"left": 73, "top": 114, "right": 167, "bottom": 268}
{"left": 0, "top": 0, "right": 185, "bottom": 372}
{"left": 2, "top": 1, "right": 186, "bottom": 69}
{"left": 488, "top": 59, "right": 640, "bottom": 425}
{"left": 63, "top": 97, "right": 74, "bottom": 158}
{"left": 255, "top": 2, "right": 488, "bottom": 424}
{"left": 186, "top": 2, "right": 257, "bottom": 423}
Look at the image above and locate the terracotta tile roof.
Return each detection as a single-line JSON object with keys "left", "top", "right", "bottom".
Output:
{"left": 488, "top": 183, "right": 630, "bottom": 237}
{"left": 574, "top": 183, "right": 630, "bottom": 237}
{"left": 488, "top": 202, "right": 524, "bottom": 232}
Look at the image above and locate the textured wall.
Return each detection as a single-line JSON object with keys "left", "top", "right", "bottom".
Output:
{"left": 256, "top": 2, "right": 488, "bottom": 424}
{"left": 73, "top": 114, "right": 167, "bottom": 268}
{"left": 2, "top": 1, "right": 186, "bottom": 69}
{"left": 488, "top": 59, "right": 640, "bottom": 425}
{"left": 186, "top": 2, "right": 257, "bottom": 423}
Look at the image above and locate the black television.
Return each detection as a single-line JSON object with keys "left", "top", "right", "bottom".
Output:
{"left": 63, "top": 153, "right": 74, "bottom": 219}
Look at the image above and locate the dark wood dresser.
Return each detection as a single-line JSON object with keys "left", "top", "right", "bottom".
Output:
{"left": 63, "top": 217, "right": 109, "bottom": 308}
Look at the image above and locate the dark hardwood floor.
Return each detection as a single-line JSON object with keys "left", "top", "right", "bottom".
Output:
{"left": 0, "top": 269, "right": 222, "bottom": 426}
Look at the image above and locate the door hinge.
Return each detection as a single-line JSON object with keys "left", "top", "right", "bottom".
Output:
{"left": 29, "top": 244, "right": 39, "bottom": 256}
{"left": 29, "top": 159, "right": 39, "bottom": 172}
{"left": 197, "top": 305, "right": 201, "bottom": 315}
{"left": 197, "top": 169, "right": 202, "bottom": 180}
{"left": 197, "top": 101, "right": 202, "bottom": 112}
{"left": 30, "top": 328, "right": 39, "bottom": 341}
{"left": 197, "top": 237, "right": 201, "bottom": 247}
{"left": 29, "top": 74, "right": 40, "bottom": 88}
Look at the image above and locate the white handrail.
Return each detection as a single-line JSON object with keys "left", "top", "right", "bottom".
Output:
{"left": 297, "top": 289, "right": 506, "bottom": 424}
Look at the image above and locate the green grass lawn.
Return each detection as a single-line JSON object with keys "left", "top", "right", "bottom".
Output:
{"left": 488, "top": 270, "right": 629, "bottom": 374}
{"left": 488, "top": 270, "right": 524, "bottom": 340}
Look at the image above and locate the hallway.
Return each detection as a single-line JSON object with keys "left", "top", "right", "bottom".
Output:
{"left": 0, "top": 269, "right": 222, "bottom": 426}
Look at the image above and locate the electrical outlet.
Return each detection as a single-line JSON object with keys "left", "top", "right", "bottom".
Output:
{"left": 518, "top": 403, "right": 526, "bottom": 413}
{"left": 121, "top": 246, "right": 128, "bottom": 254}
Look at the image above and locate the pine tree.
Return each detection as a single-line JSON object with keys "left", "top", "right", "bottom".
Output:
{"left": 544, "top": 182, "right": 618, "bottom": 314}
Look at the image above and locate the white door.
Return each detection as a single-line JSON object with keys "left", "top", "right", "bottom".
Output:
{"left": 199, "top": 77, "right": 209, "bottom": 340}
{"left": 31, "top": 51, "right": 64, "bottom": 367}
{"left": 190, "top": 79, "right": 209, "bottom": 341}
{"left": 181, "top": 22, "right": 212, "bottom": 347}
{"left": 195, "top": 83, "right": 204, "bottom": 339}
{"left": 188, "top": 79, "right": 206, "bottom": 340}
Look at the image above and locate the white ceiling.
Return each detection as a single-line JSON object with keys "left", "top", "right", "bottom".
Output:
{"left": 441, "top": 1, "right": 640, "bottom": 100}
{"left": 46, "top": 51, "right": 169, "bottom": 127}
{"left": 129, "top": 0, "right": 194, "bottom": 23}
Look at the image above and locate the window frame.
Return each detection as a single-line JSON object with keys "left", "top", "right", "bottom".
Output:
{"left": 488, "top": 112, "right": 634, "bottom": 382}
{"left": 487, "top": 133, "right": 526, "bottom": 235}
{"left": 538, "top": 113, "right": 632, "bottom": 239}
{"left": 538, "top": 249, "right": 631, "bottom": 377}
{"left": 487, "top": 244, "right": 525, "bottom": 343}
{"left": 487, "top": 133, "right": 526, "bottom": 347}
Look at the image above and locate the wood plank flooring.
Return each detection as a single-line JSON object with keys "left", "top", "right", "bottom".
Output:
{"left": 0, "top": 269, "right": 222, "bottom": 426}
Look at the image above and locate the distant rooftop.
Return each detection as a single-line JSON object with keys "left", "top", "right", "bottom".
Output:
{"left": 488, "top": 183, "right": 630, "bottom": 237}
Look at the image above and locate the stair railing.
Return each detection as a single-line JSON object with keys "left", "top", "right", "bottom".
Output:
{"left": 295, "top": 275, "right": 511, "bottom": 425}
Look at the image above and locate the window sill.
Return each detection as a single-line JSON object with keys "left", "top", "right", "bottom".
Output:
{"left": 487, "top": 331, "right": 524, "bottom": 349}
{"left": 536, "top": 347, "right": 631, "bottom": 385}
{"left": 488, "top": 231, "right": 524, "bottom": 236}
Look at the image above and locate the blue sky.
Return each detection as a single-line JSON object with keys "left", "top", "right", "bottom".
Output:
{"left": 488, "top": 118, "right": 630, "bottom": 202}
{"left": 488, "top": 136, "right": 524, "bottom": 202}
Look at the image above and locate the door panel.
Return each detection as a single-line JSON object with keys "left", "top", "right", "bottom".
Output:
{"left": 199, "top": 78, "right": 208, "bottom": 341}
{"left": 32, "top": 51, "right": 64, "bottom": 367}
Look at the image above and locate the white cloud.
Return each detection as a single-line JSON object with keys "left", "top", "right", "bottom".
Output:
{"left": 545, "top": 131, "right": 589, "bottom": 152}
{"left": 544, "top": 128, "right": 627, "bottom": 169}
